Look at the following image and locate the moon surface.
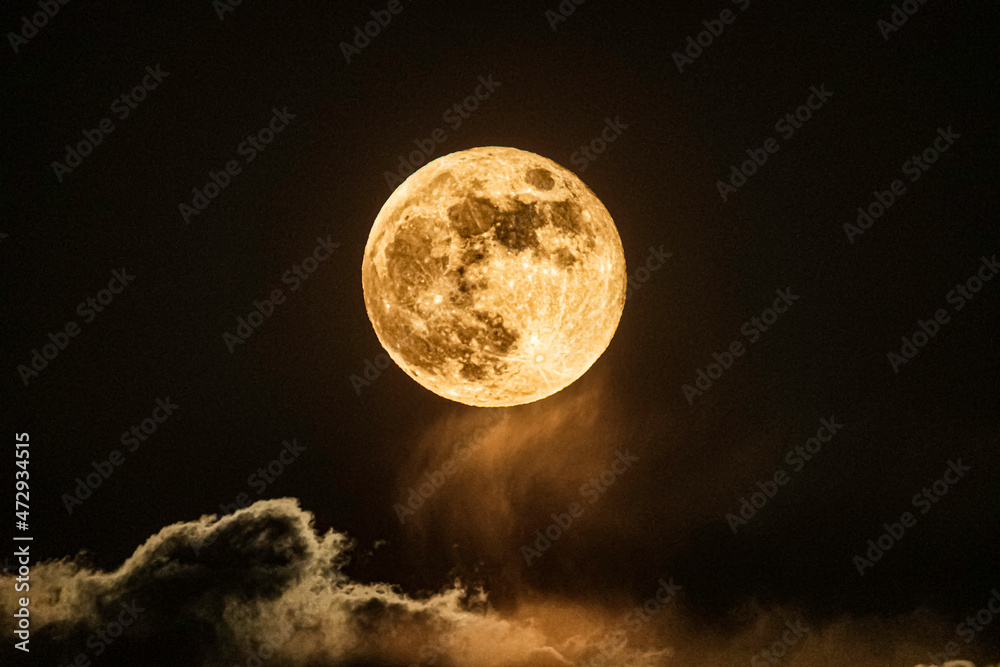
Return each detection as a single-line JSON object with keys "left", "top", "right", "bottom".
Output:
{"left": 362, "top": 146, "right": 626, "bottom": 407}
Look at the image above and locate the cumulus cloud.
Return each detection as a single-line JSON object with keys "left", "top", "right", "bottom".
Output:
{"left": 1, "top": 497, "right": 992, "bottom": 667}
{"left": 0, "top": 498, "right": 667, "bottom": 666}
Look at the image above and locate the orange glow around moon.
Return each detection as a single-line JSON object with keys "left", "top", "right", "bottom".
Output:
{"left": 362, "top": 146, "right": 626, "bottom": 407}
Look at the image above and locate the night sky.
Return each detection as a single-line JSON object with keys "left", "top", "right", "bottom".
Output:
{"left": 3, "top": 1, "right": 999, "bottom": 665}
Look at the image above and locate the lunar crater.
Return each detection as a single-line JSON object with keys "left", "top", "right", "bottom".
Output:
{"left": 526, "top": 167, "right": 555, "bottom": 190}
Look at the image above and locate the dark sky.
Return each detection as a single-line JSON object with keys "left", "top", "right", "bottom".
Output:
{"left": 3, "top": 1, "right": 999, "bottom": 665}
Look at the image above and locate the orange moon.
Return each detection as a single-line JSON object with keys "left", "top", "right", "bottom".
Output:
{"left": 362, "top": 146, "right": 626, "bottom": 407}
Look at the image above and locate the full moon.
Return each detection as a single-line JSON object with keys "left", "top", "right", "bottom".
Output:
{"left": 362, "top": 146, "right": 626, "bottom": 407}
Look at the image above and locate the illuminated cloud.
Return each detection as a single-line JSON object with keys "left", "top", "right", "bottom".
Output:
{"left": 1, "top": 496, "right": 987, "bottom": 667}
